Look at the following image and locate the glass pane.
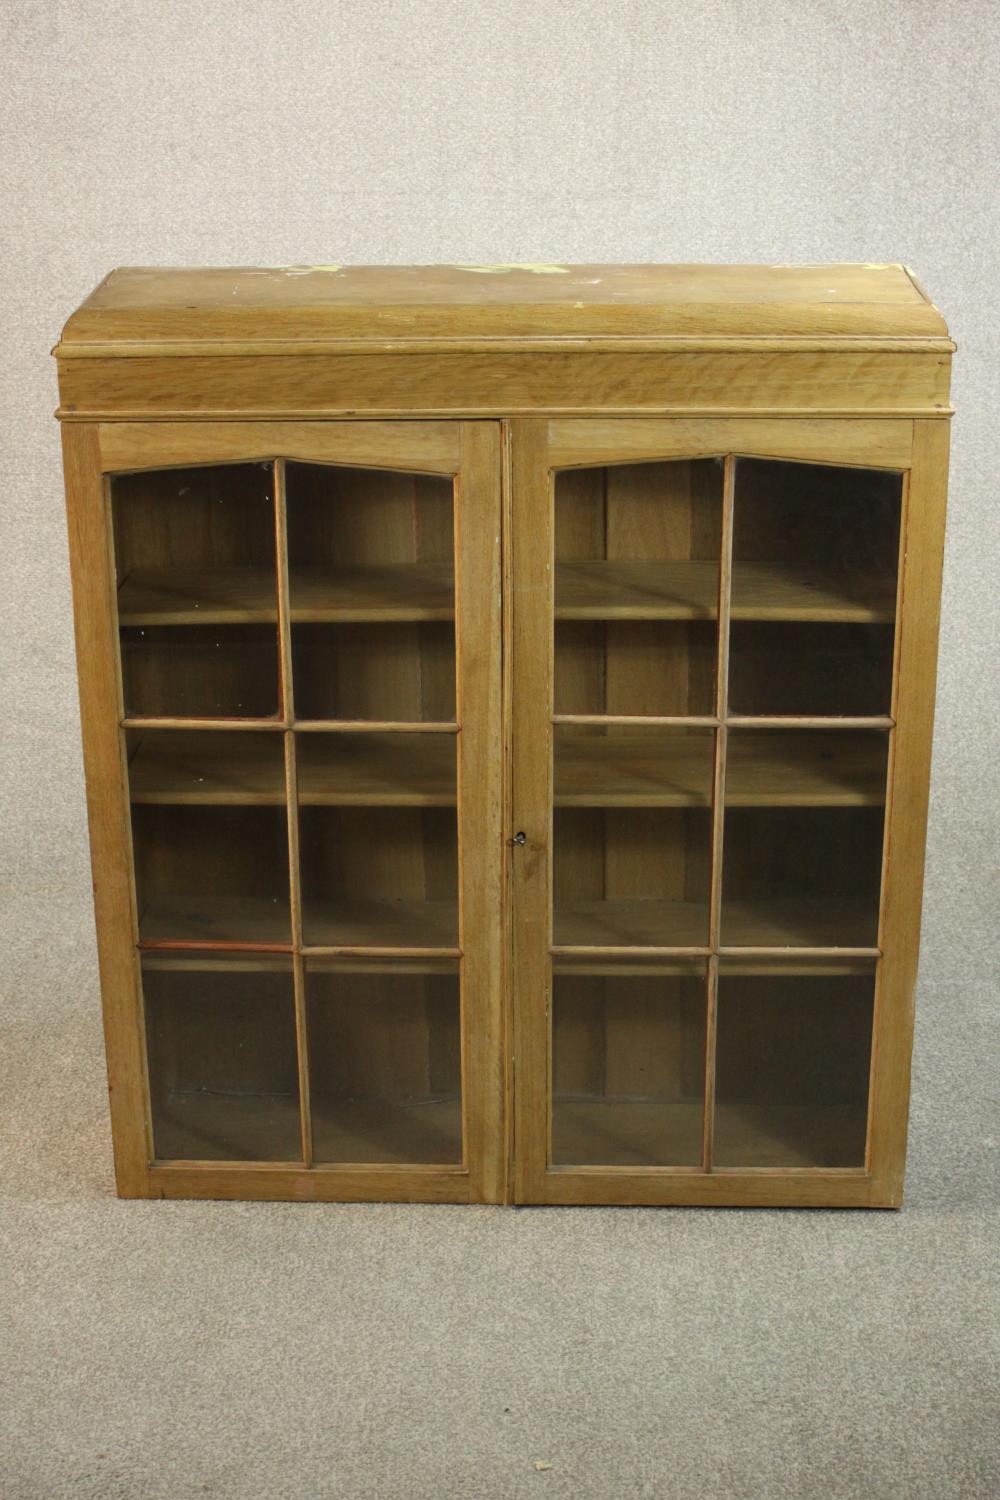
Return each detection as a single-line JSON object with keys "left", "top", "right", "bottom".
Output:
{"left": 286, "top": 462, "right": 455, "bottom": 721}
{"left": 143, "top": 952, "right": 300, "bottom": 1160}
{"left": 306, "top": 957, "right": 461, "bottom": 1163}
{"left": 555, "top": 621, "right": 716, "bottom": 717}
{"left": 112, "top": 463, "right": 280, "bottom": 718}
{"left": 127, "top": 730, "right": 290, "bottom": 945}
{"left": 552, "top": 958, "right": 706, "bottom": 1165}
{"left": 728, "top": 459, "right": 901, "bottom": 717}
{"left": 553, "top": 727, "right": 715, "bottom": 949}
{"left": 554, "top": 459, "right": 723, "bottom": 716}
{"left": 714, "top": 959, "right": 875, "bottom": 1166}
{"left": 295, "top": 731, "right": 457, "bottom": 947}
{"left": 292, "top": 624, "right": 455, "bottom": 721}
{"left": 720, "top": 730, "right": 888, "bottom": 948}
{"left": 296, "top": 732, "right": 456, "bottom": 806}
{"left": 299, "top": 805, "right": 458, "bottom": 948}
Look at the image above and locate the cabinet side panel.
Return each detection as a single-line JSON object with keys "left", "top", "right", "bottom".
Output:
{"left": 869, "top": 420, "right": 950, "bottom": 1205}
{"left": 61, "top": 423, "right": 150, "bottom": 1196}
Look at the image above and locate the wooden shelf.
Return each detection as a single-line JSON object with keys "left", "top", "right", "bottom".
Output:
{"left": 552, "top": 1097, "right": 864, "bottom": 1169}
{"left": 554, "top": 958, "right": 707, "bottom": 977}
{"left": 554, "top": 898, "right": 876, "bottom": 951}
{"left": 130, "top": 733, "right": 285, "bottom": 804}
{"left": 554, "top": 900, "right": 709, "bottom": 949}
{"left": 302, "top": 898, "right": 459, "bottom": 950}
{"left": 152, "top": 1091, "right": 462, "bottom": 1165}
{"left": 129, "top": 731, "right": 456, "bottom": 806}
{"left": 143, "top": 953, "right": 455, "bottom": 974}
{"left": 140, "top": 897, "right": 871, "bottom": 958}
{"left": 720, "top": 900, "right": 878, "bottom": 949}
{"left": 119, "top": 559, "right": 891, "bottom": 628}
{"left": 556, "top": 560, "right": 718, "bottom": 621}
{"left": 552, "top": 1097, "right": 703, "bottom": 1167}
{"left": 556, "top": 730, "right": 885, "bottom": 807}
{"left": 305, "top": 956, "right": 458, "bottom": 975}
{"left": 728, "top": 732, "right": 885, "bottom": 805}
{"left": 312, "top": 1097, "right": 462, "bottom": 1165}
{"left": 712, "top": 1102, "right": 866, "bottom": 1168}
{"left": 297, "top": 735, "right": 455, "bottom": 805}
{"left": 555, "top": 559, "right": 895, "bottom": 623}
{"left": 139, "top": 895, "right": 292, "bottom": 948}
{"left": 553, "top": 957, "right": 873, "bottom": 976}
{"left": 118, "top": 568, "right": 278, "bottom": 626}
{"left": 153, "top": 1090, "right": 302, "bottom": 1162}
{"left": 118, "top": 563, "right": 454, "bottom": 625}
{"left": 139, "top": 893, "right": 458, "bottom": 951}
{"left": 291, "top": 564, "right": 454, "bottom": 622}
{"left": 154, "top": 1091, "right": 860, "bottom": 1170}
{"left": 142, "top": 953, "right": 292, "bottom": 972}
{"left": 131, "top": 730, "right": 881, "bottom": 809}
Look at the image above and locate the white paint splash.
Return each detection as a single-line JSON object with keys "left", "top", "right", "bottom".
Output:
{"left": 282, "top": 265, "right": 344, "bottom": 277}
{"left": 453, "top": 263, "right": 569, "bottom": 275}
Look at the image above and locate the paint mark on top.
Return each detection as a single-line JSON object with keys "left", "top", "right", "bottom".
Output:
{"left": 282, "top": 265, "right": 344, "bottom": 276}
{"left": 769, "top": 262, "right": 899, "bottom": 271}
{"left": 453, "top": 264, "right": 570, "bottom": 275}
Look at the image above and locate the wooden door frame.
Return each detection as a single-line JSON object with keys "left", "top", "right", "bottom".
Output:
{"left": 63, "top": 418, "right": 505, "bottom": 1203}
{"left": 63, "top": 412, "right": 948, "bottom": 1207}
{"left": 508, "top": 415, "right": 948, "bottom": 1208}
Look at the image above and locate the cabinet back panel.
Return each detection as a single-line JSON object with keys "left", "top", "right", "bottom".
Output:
{"left": 714, "top": 969, "right": 875, "bottom": 1168}
{"left": 144, "top": 963, "right": 301, "bottom": 1161}
{"left": 132, "top": 804, "right": 292, "bottom": 945}
{"left": 292, "top": 623, "right": 456, "bottom": 721}
{"left": 727, "top": 459, "right": 901, "bottom": 716}
{"left": 285, "top": 463, "right": 456, "bottom": 722}
{"left": 553, "top": 808, "right": 711, "bottom": 905}
{"left": 722, "top": 806, "right": 884, "bottom": 903}
{"left": 554, "top": 459, "right": 722, "bottom": 716}
{"left": 112, "top": 463, "right": 276, "bottom": 574}
{"left": 552, "top": 973, "right": 707, "bottom": 1166}
{"left": 307, "top": 972, "right": 459, "bottom": 1100}
{"left": 298, "top": 809, "right": 458, "bottom": 909}
{"left": 728, "top": 622, "right": 895, "bottom": 717}
{"left": 554, "top": 622, "right": 715, "bottom": 716}
{"left": 120, "top": 624, "right": 280, "bottom": 719}
{"left": 307, "top": 967, "right": 462, "bottom": 1164}
{"left": 112, "top": 463, "right": 281, "bottom": 719}
{"left": 285, "top": 464, "right": 454, "bottom": 568}
{"left": 732, "top": 459, "right": 901, "bottom": 574}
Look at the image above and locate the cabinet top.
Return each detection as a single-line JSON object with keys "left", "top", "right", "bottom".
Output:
{"left": 56, "top": 262, "right": 950, "bottom": 352}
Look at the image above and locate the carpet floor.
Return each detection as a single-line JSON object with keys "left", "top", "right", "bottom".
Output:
{"left": 1, "top": 889, "right": 997, "bottom": 1500}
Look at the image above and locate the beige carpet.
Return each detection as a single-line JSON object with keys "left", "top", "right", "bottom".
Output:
{"left": 1, "top": 889, "right": 997, "bottom": 1500}
{"left": 4, "top": 2, "right": 1000, "bottom": 1493}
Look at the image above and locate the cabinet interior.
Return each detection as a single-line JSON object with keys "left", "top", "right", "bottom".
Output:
{"left": 143, "top": 954, "right": 301, "bottom": 1162}
{"left": 108, "top": 444, "right": 903, "bottom": 1181}
{"left": 555, "top": 459, "right": 722, "bottom": 716}
{"left": 114, "top": 463, "right": 281, "bottom": 718}
{"left": 547, "top": 454, "right": 900, "bottom": 1172}
{"left": 307, "top": 959, "right": 462, "bottom": 1165}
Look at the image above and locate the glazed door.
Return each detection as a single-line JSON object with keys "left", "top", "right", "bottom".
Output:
{"left": 510, "top": 417, "right": 931, "bottom": 1207}
{"left": 80, "top": 420, "right": 503, "bottom": 1202}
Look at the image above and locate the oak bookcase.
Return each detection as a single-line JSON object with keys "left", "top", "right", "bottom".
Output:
{"left": 54, "top": 263, "right": 953, "bottom": 1207}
